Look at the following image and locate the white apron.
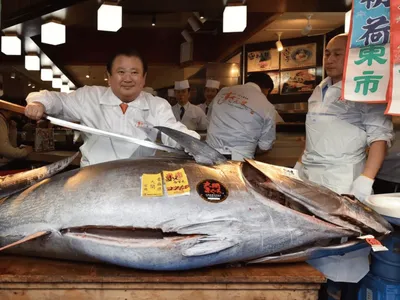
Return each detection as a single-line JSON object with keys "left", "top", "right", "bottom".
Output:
{"left": 302, "top": 83, "right": 370, "bottom": 283}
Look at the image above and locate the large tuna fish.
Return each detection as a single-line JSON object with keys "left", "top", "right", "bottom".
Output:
{"left": 0, "top": 127, "right": 392, "bottom": 270}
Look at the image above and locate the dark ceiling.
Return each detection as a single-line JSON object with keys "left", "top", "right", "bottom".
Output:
{"left": 0, "top": 0, "right": 350, "bottom": 89}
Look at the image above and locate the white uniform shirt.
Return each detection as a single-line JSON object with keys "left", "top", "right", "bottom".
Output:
{"left": 172, "top": 102, "right": 208, "bottom": 131}
{"left": 198, "top": 103, "right": 211, "bottom": 115}
{"left": 306, "top": 78, "right": 393, "bottom": 146}
{"left": 26, "top": 86, "right": 200, "bottom": 166}
{"left": 206, "top": 82, "right": 276, "bottom": 160}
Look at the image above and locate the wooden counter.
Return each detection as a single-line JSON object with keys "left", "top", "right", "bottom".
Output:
{"left": 0, "top": 255, "right": 325, "bottom": 300}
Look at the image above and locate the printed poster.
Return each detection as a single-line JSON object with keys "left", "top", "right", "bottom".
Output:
{"left": 281, "top": 43, "right": 317, "bottom": 70}
{"left": 247, "top": 49, "right": 279, "bottom": 72}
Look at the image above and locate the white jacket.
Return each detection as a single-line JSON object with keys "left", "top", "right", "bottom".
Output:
{"left": 172, "top": 102, "right": 208, "bottom": 131}
{"left": 26, "top": 86, "right": 200, "bottom": 166}
{"left": 206, "top": 82, "right": 276, "bottom": 160}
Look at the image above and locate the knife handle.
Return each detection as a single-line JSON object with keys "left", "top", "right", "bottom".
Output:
{"left": 0, "top": 100, "right": 26, "bottom": 115}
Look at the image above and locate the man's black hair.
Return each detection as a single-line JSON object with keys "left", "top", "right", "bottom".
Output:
{"left": 246, "top": 73, "right": 274, "bottom": 94}
{"left": 106, "top": 48, "right": 148, "bottom": 75}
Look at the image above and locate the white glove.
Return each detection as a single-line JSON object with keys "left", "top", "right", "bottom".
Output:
{"left": 350, "top": 175, "right": 374, "bottom": 203}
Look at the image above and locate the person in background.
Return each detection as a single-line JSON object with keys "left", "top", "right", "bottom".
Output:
{"left": 293, "top": 33, "right": 393, "bottom": 293}
{"left": 373, "top": 116, "right": 400, "bottom": 194}
{"left": 172, "top": 80, "right": 208, "bottom": 131}
{"left": 24, "top": 48, "right": 200, "bottom": 167}
{"left": 198, "top": 79, "right": 220, "bottom": 117}
{"left": 0, "top": 109, "right": 33, "bottom": 171}
{"left": 143, "top": 86, "right": 157, "bottom": 96}
{"left": 167, "top": 89, "right": 177, "bottom": 106}
{"left": 206, "top": 73, "right": 276, "bottom": 161}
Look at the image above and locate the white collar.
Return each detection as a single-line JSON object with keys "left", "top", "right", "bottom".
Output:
{"left": 99, "top": 88, "right": 149, "bottom": 110}
{"left": 320, "top": 77, "right": 342, "bottom": 89}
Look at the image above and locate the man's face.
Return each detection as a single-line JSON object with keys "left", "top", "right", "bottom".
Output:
{"left": 175, "top": 89, "right": 189, "bottom": 106}
{"left": 324, "top": 36, "right": 347, "bottom": 81}
{"left": 107, "top": 55, "right": 146, "bottom": 103}
{"left": 204, "top": 87, "right": 218, "bottom": 104}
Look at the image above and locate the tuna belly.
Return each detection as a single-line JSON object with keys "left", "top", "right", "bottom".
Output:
{"left": 5, "top": 226, "right": 246, "bottom": 271}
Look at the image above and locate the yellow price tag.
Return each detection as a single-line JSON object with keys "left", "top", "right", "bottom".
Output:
{"left": 141, "top": 173, "right": 163, "bottom": 197}
{"left": 162, "top": 168, "right": 190, "bottom": 196}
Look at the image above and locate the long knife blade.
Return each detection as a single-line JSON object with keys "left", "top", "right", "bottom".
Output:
{"left": 46, "top": 116, "right": 185, "bottom": 154}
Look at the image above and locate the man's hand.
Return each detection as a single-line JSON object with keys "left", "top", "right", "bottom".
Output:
{"left": 25, "top": 102, "right": 45, "bottom": 120}
{"left": 350, "top": 175, "right": 374, "bottom": 203}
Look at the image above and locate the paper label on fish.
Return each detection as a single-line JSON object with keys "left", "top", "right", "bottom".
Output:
{"left": 358, "top": 235, "right": 388, "bottom": 252}
{"left": 141, "top": 173, "right": 164, "bottom": 197}
{"left": 162, "top": 168, "right": 190, "bottom": 196}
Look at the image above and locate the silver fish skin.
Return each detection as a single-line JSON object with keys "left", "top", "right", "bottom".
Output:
{"left": 0, "top": 158, "right": 391, "bottom": 270}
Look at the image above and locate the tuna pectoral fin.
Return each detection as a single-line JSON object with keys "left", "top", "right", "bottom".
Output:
{"left": 0, "top": 231, "right": 50, "bottom": 252}
{"left": 154, "top": 126, "right": 227, "bottom": 165}
{"left": 0, "top": 152, "right": 79, "bottom": 199}
{"left": 182, "top": 237, "right": 238, "bottom": 257}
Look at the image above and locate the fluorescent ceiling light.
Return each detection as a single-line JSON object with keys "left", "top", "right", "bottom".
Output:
{"left": 52, "top": 77, "right": 63, "bottom": 88}
{"left": 25, "top": 54, "right": 40, "bottom": 71}
{"left": 223, "top": 5, "right": 247, "bottom": 33}
{"left": 41, "top": 68, "right": 53, "bottom": 81}
{"left": 61, "top": 84, "right": 70, "bottom": 93}
{"left": 97, "top": 4, "right": 122, "bottom": 32}
{"left": 1, "top": 36, "right": 21, "bottom": 55}
{"left": 41, "top": 21, "right": 66, "bottom": 45}
{"left": 345, "top": 10, "right": 352, "bottom": 34}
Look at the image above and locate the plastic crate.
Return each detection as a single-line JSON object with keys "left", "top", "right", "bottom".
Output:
{"left": 358, "top": 273, "right": 400, "bottom": 300}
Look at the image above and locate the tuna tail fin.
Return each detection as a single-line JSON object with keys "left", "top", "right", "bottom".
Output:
{"left": 0, "top": 152, "right": 79, "bottom": 199}
{"left": 154, "top": 126, "right": 227, "bottom": 165}
{"left": 0, "top": 231, "right": 50, "bottom": 252}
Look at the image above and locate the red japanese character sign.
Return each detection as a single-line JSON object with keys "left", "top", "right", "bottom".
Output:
{"left": 196, "top": 179, "right": 229, "bottom": 203}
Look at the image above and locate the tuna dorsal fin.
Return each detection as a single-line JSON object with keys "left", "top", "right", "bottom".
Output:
{"left": 154, "top": 126, "right": 227, "bottom": 165}
{"left": 0, "top": 152, "right": 79, "bottom": 199}
{"left": 0, "top": 231, "right": 50, "bottom": 252}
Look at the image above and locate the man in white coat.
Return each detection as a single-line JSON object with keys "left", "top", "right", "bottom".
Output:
{"left": 294, "top": 34, "right": 394, "bottom": 286}
{"left": 206, "top": 73, "right": 276, "bottom": 161}
{"left": 24, "top": 48, "right": 200, "bottom": 167}
{"left": 198, "top": 79, "right": 220, "bottom": 117}
{"left": 167, "top": 89, "right": 177, "bottom": 106}
{"left": 172, "top": 80, "right": 208, "bottom": 131}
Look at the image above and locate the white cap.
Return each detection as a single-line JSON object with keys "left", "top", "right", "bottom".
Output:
{"left": 206, "top": 79, "right": 220, "bottom": 89}
{"left": 168, "top": 89, "right": 175, "bottom": 97}
{"left": 174, "top": 80, "right": 190, "bottom": 90}
{"left": 143, "top": 87, "right": 157, "bottom": 96}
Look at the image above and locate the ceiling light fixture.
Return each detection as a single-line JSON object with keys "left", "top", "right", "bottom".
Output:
{"left": 25, "top": 54, "right": 40, "bottom": 71}
{"left": 61, "top": 84, "right": 70, "bottom": 93}
{"left": 1, "top": 35, "right": 21, "bottom": 55}
{"left": 152, "top": 14, "right": 156, "bottom": 27}
{"left": 10, "top": 73, "right": 16, "bottom": 79}
{"left": 276, "top": 32, "right": 283, "bottom": 52}
{"left": 32, "top": 85, "right": 35, "bottom": 89}
{"left": 188, "top": 16, "right": 201, "bottom": 32}
{"left": 98, "top": 3, "right": 122, "bottom": 32}
{"left": 41, "top": 20, "right": 66, "bottom": 45}
{"left": 52, "top": 76, "right": 63, "bottom": 88}
{"left": 301, "top": 14, "right": 313, "bottom": 36}
{"left": 181, "top": 30, "right": 193, "bottom": 42}
{"left": 41, "top": 68, "right": 53, "bottom": 81}
{"left": 28, "top": 83, "right": 31, "bottom": 87}
{"left": 223, "top": 4, "right": 247, "bottom": 33}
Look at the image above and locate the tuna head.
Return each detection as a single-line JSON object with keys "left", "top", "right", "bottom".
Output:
{"left": 243, "top": 159, "right": 392, "bottom": 237}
